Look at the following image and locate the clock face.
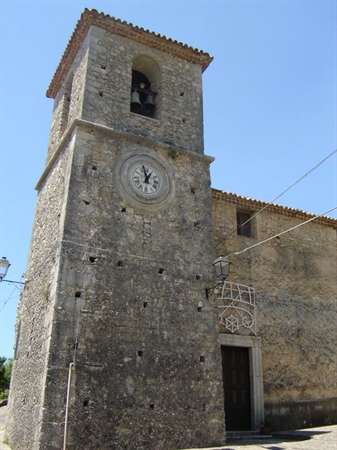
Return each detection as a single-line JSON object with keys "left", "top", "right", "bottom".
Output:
{"left": 132, "top": 164, "right": 161, "bottom": 195}
{"left": 117, "top": 153, "right": 174, "bottom": 212}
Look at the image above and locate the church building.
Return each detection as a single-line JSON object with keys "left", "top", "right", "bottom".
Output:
{"left": 7, "top": 9, "right": 337, "bottom": 450}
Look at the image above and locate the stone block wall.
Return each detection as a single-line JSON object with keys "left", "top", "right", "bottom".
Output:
{"left": 8, "top": 11, "right": 224, "bottom": 449}
{"left": 80, "top": 25, "right": 205, "bottom": 153}
{"left": 47, "top": 20, "right": 205, "bottom": 168}
{"left": 36, "top": 124, "right": 224, "bottom": 450}
{"left": 7, "top": 135, "right": 76, "bottom": 449}
{"left": 212, "top": 190, "right": 337, "bottom": 430}
{"left": 9, "top": 123, "right": 226, "bottom": 450}
{"left": 46, "top": 37, "right": 89, "bottom": 166}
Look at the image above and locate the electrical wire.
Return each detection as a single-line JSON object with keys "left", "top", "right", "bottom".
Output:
{"left": 0, "top": 273, "right": 25, "bottom": 312}
{"left": 227, "top": 205, "right": 337, "bottom": 258}
{"left": 215, "top": 147, "right": 337, "bottom": 248}
{"left": 0, "top": 284, "right": 20, "bottom": 312}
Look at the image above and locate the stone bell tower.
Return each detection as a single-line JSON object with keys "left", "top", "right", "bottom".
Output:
{"left": 8, "top": 9, "right": 225, "bottom": 450}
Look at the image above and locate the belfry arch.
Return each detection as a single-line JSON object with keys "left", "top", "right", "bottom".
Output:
{"left": 131, "top": 54, "right": 161, "bottom": 118}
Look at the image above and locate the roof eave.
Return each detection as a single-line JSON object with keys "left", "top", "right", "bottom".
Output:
{"left": 212, "top": 188, "right": 337, "bottom": 230}
{"left": 46, "top": 8, "right": 213, "bottom": 99}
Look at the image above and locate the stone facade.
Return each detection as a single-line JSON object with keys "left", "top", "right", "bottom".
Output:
{"left": 212, "top": 190, "right": 337, "bottom": 431}
{"left": 7, "top": 9, "right": 225, "bottom": 450}
{"left": 6, "top": 8, "right": 337, "bottom": 450}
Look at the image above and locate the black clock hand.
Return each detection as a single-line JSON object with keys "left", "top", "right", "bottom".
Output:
{"left": 142, "top": 165, "right": 149, "bottom": 183}
{"left": 142, "top": 165, "right": 152, "bottom": 184}
{"left": 145, "top": 171, "right": 153, "bottom": 183}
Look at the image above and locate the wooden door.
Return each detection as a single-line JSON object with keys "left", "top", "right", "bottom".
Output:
{"left": 221, "top": 346, "right": 251, "bottom": 431}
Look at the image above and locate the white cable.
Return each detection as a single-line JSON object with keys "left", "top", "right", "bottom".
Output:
{"left": 0, "top": 285, "right": 19, "bottom": 312}
{"left": 216, "top": 148, "right": 337, "bottom": 248}
{"left": 229, "top": 205, "right": 337, "bottom": 257}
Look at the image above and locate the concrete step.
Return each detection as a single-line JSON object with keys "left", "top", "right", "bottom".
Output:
{"left": 226, "top": 430, "right": 263, "bottom": 439}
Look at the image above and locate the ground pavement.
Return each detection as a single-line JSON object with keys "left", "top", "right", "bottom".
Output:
{"left": 185, "top": 426, "right": 337, "bottom": 450}
{"left": 1, "top": 405, "right": 336, "bottom": 449}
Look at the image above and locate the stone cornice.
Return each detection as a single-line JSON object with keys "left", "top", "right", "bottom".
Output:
{"left": 46, "top": 8, "right": 213, "bottom": 99}
{"left": 212, "top": 188, "right": 337, "bottom": 230}
{"left": 35, "top": 118, "right": 214, "bottom": 191}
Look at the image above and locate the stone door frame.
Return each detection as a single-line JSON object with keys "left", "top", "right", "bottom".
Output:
{"left": 220, "top": 334, "right": 264, "bottom": 431}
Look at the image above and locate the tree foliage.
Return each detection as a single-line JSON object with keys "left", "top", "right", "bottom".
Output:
{"left": 0, "top": 356, "right": 12, "bottom": 395}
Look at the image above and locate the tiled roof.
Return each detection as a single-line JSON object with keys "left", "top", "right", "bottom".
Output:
{"left": 212, "top": 188, "right": 337, "bottom": 229}
{"left": 46, "top": 8, "right": 213, "bottom": 99}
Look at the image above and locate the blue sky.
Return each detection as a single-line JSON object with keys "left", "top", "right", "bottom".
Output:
{"left": 0, "top": 0, "right": 336, "bottom": 358}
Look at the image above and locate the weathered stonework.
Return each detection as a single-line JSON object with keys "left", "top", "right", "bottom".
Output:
{"left": 7, "top": 9, "right": 337, "bottom": 449}
{"left": 212, "top": 190, "right": 337, "bottom": 431}
{"left": 7, "top": 10, "right": 224, "bottom": 450}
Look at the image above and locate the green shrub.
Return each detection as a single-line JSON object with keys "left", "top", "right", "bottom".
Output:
{"left": 0, "top": 357, "right": 12, "bottom": 399}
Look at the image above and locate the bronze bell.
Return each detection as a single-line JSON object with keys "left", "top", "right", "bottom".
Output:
{"left": 130, "top": 91, "right": 142, "bottom": 112}
{"left": 143, "top": 94, "right": 155, "bottom": 114}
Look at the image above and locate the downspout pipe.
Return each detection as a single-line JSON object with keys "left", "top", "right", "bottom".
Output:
{"left": 63, "top": 362, "right": 75, "bottom": 450}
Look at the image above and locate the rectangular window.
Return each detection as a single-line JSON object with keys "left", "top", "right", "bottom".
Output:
{"left": 237, "top": 211, "right": 252, "bottom": 237}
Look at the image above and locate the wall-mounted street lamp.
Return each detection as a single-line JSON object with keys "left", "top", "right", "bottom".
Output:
{"left": 205, "top": 255, "right": 231, "bottom": 300}
{"left": 0, "top": 257, "right": 25, "bottom": 287}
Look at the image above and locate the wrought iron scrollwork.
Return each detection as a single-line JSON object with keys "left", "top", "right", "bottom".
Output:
{"left": 208, "top": 281, "right": 256, "bottom": 335}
